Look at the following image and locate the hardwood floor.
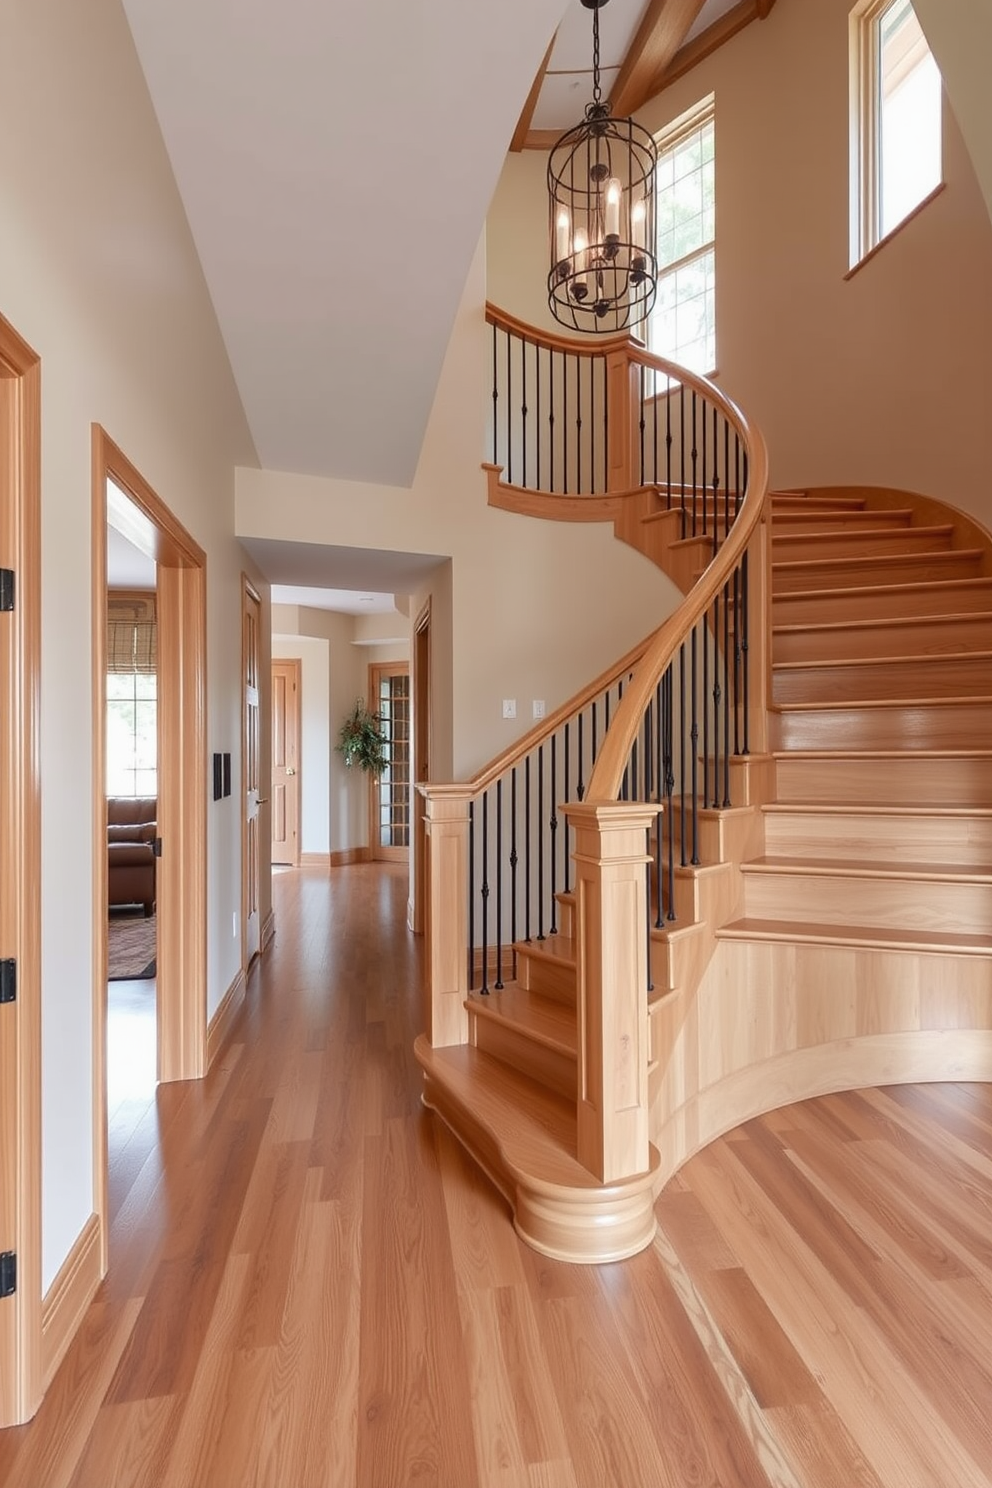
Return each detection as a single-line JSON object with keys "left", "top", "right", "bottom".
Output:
{"left": 3, "top": 863, "right": 992, "bottom": 1486}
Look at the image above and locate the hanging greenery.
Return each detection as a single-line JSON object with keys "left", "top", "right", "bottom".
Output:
{"left": 335, "top": 698, "right": 388, "bottom": 775}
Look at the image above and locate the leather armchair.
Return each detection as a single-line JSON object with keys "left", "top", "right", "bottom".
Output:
{"left": 107, "top": 796, "right": 157, "bottom": 916}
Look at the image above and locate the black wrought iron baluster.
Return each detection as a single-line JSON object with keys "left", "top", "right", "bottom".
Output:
{"left": 563, "top": 351, "right": 569, "bottom": 494}
{"left": 665, "top": 373, "right": 673, "bottom": 512}
{"left": 537, "top": 744, "right": 546, "bottom": 940}
{"left": 712, "top": 594, "right": 722, "bottom": 808}
{"left": 733, "top": 561, "right": 742, "bottom": 757}
{"left": 590, "top": 353, "right": 597, "bottom": 496}
{"left": 655, "top": 679, "right": 664, "bottom": 929}
{"left": 690, "top": 625, "right": 700, "bottom": 865}
{"left": 638, "top": 363, "right": 646, "bottom": 487}
{"left": 679, "top": 642, "right": 688, "bottom": 871}
{"left": 563, "top": 723, "right": 571, "bottom": 897}
{"left": 742, "top": 545, "right": 751, "bottom": 756}
{"left": 591, "top": 699, "right": 598, "bottom": 764}
{"left": 576, "top": 354, "right": 582, "bottom": 494}
{"left": 549, "top": 349, "right": 556, "bottom": 493}
{"left": 679, "top": 383, "right": 687, "bottom": 537}
{"left": 711, "top": 406, "right": 720, "bottom": 559}
{"left": 469, "top": 798, "right": 476, "bottom": 989}
{"left": 525, "top": 756, "right": 532, "bottom": 941}
{"left": 480, "top": 790, "right": 490, "bottom": 994}
{"left": 691, "top": 390, "right": 699, "bottom": 537}
{"left": 644, "top": 697, "right": 653, "bottom": 809}
{"left": 701, "top": 395, "right": 708, "bottom": 539}
{"left": 652, "top": 366, "right": 659, "bottom": 488}
{"left": 722, "top": 582, "right": 732, "bottom": 806}
{"left": 521, "top": 334, "right": 528, "bottom": 490}
{"left": 645, "top": 827, "right": 654, "bottom": 996}
{"left": 550, "top": 736, "right": 558, "bottom": 935}
{"left": 702, "top": 600, "right": 710, "bottom": 816}
{"left": 495, "top": 779, "right": 504, "bottom": 989}
{"left": 510, "top": 768, "right": 518, "bottom": 978}
{"left": 577, "top": 712, "right": 585, "bottom": 801}
{"left": 491, "top": 322, "right": 499, "bottom": 468}
{"left": 602, "top": 354, "right": 609, "bottom": 495}
{"left": 505, "top": 328, "right": 513, "bottom": 488}
{"left": 536, "top": 343, "right": 543, "bottom": 491}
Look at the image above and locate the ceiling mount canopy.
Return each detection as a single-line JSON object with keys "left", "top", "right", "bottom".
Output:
{"left": 547, "top": 0, "right": 658, "bottom": 334}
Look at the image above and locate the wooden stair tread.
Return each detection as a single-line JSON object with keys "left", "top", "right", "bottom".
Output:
{"left": 770, "top": 493, "right": 868, "bottom": 509}
{"left": 773, "top": 575, "right": 992, "bottom": 603}
{"left": 773, "top": 694, "right": 992, "bottom": 712}
{"left": 743, "top": 854, "right": 992, "bottom": 884}
{"left": 773, "top": 611, "right": 992, "bottom": 637}
{"left": 517, "top": 932, "right": 576, "bottom": 968}
{"left": 772, "top": 524, "right": 954, "bottom": 547}
{"left": 467, "top": 985, "right": 577, "bottom": 1058}
{"left": 774, "top": 649, "right": 992, "bottom": 672}
{"left": 773, "top": 747, "right": 992, "bottom": 761}
{"left": 763, "top": 802, "right": 992, "bottom": 820}
{"left": 773, "top": 548, "right": 983, "bottom": 574}
{"left": 719, "top": 918, "right": 992, "bottom": 955}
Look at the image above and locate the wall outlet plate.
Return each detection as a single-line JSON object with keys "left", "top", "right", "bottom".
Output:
{"left": 532, "top": 699, "right": 546, "bottom": 719}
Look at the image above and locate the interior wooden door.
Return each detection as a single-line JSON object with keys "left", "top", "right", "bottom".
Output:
{"left": 242, "top": 581, "right": 261, "bottom": 963}
{"left": 411, "top": 603, "right": 431, "bottom": 933}
{"left": 270, "top": 658, "right": 300, "bottom": 867}
{"left": 369, "top": 661, "right": 410, "bottom": 863}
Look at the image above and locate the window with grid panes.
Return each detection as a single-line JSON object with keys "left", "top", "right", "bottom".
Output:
{"left": 648, "top": 95, "right": 715, "bottom": 376}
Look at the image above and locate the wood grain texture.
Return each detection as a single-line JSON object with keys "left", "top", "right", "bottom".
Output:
{"left": 4, "top": 864, "right": 992, "bottom": 1486}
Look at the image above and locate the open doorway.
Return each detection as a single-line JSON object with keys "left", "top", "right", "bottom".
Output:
{"left": 105, "top": 517, "right": 159, "bottom": 1151}
{"left": 369, "top": 660, "right": 410, "bottom": 862}
{"left": 92, "top": 427, "right": 207, "bottom": 1271}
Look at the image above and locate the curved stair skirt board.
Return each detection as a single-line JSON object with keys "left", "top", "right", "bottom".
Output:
{"left": 417, "top": 1044, "right": 660, "bottom": 1265}
{"left": 651, "top": 1028, "right": 992, "bottom": 1191}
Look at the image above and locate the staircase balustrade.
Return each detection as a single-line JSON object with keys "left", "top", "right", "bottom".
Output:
{"left": 419, "top": 303, "right": 769, "bottom": 1192}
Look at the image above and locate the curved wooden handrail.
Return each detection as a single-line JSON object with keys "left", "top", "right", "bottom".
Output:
{"left": 485, "top": 301, "right": 641, "bottom": 359}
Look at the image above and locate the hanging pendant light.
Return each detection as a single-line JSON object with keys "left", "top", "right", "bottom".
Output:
{"left": 547, "top": 0, "right": 657, "bottom": 334}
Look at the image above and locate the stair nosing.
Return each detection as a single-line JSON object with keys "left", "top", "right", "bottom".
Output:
{"left": 718, "top": 918, "right": 992, "bottom": 955}
{"left": 742, "top": 854, "right": 992, "bottom": 885}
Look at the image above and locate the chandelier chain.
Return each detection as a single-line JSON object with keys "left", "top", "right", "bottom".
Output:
{"left": 592, "top": 4, "right": 602, "bottom": 105}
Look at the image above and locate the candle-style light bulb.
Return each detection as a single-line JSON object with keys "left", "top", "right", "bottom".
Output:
{"left": 631, "top": 197, "right": 646, "bottom": 250}
{"left": 605, "top": 179, "right": 621, "bottom": 239}
{"left": 556, "top": 208, "right": 571, "bottom": 267}
{"left": 571, "top": 227, "right": 589, "bottom": 300}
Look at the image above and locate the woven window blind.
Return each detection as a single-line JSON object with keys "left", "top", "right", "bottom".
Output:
{"left": 107, "top": 593, "right": 157, "bottom": 675}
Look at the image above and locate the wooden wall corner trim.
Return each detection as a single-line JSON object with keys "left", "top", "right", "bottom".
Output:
{"left": 40, "top": 1214, "right": 102, "bottom": 1392}
{"left": 328, "top": 848, "right": 372, "bottom": 867}
{"left": 206, "top": 970, "right": 247, "bottom": 1071}
{"left": 300, "top": 852, "right": 331, "bottom": 868}
{"left": 260, "top": 909, "right": 276, "bottom": 953}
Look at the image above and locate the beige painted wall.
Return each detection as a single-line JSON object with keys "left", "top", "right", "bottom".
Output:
{"left": 236, "top": 240, "right": 676, "bottom": 781}
{"left": 0, "top": 0, "right": 259, "bottom": 1288}
{"left": 489, "top": 0, "right": 992, "bottom": 533}
{"left": 915, "top": 0, "right": 992, "bottom": 228}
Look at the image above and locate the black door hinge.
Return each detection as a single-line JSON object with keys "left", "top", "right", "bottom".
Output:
{"left": 0, "top": 1252, "right": 16, "bottom": 1298}
{"left": 0, "top": 959, "right": 14, "bottom": 1004}
{"left": 0, "top": 570, "right": 13, "bottom": 613}
{"left": 153, "top": 837, "right": 163, "bottom": 859}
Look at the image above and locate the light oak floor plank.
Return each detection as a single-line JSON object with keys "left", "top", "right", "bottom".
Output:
{"left": 2, "top": 864, "right": 991, "bottom": 1486}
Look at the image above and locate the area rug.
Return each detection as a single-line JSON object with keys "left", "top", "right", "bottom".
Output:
{"left": 108, "top": 912, "right": 156, "bottom": 981}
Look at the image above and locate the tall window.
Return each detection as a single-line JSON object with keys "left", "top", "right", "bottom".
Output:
{"left": 851, "top": 0, "right": 942, "bottom": 265}
{"left": 649, "top": 95, "right": 715, "bottom": 375}
{"left": 107, "top": 596, "right": 157, "bottom": 797}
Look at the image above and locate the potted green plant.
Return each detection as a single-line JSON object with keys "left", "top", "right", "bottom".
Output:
{"left": 335, "top": 698, "right": 388, "bottom": 775}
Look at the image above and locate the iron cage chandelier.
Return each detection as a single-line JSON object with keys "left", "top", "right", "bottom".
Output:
{"left": 547, "top": 0, "right": 658, "bottom": 334}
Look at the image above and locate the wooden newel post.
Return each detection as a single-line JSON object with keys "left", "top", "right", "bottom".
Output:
{"left": 605, "top": 347, "right": 640, "bottom": 494}
{"left": 566, "top": 800, "right": 654, "bottom": 1183}
{"left": 419, "top": 786, "right": 471, "bottom": 1049}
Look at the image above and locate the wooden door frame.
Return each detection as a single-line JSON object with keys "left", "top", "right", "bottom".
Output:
{"left": 411, "top": 600, "right": 432, "bottom": 934}
{"left": 0, "top": 313, "right": 42, "bottom": 1425}
{"left": 92, "top": 426, "right": 207, "bottom": 1273}
{"left": 241, "top": 576, "right": 263, "bottom": 966}
{"left": 368, "top": 660, "right": 410, "bottom": 864}
{"left": 270, "top": 656, "right": 301, "bottom": 868}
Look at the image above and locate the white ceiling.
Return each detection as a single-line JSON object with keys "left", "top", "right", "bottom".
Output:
{"left": 271, "top": 585, "right": 398, "bottom": 616}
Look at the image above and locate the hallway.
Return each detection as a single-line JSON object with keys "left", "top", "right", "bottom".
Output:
{"left": 2, "top": 863, "right": 991, "bottom": 1486}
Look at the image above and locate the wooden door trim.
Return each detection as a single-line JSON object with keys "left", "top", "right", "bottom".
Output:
{"left": 92, "top": 426, "right": 207, "bottom": 1274}
{"left": 241, "top": 576, "right": 263, "bottom": 967}
{"left": 270, "top": 656, "right": 301, "bottom": 869}
{"left": 0, "top": 313, "right": 42, "bottom": 1425}
{"left": 411, "top": 600, "right": 432, "bottom": 934}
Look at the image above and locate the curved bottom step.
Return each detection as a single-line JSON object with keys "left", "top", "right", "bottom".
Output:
{"left": 414, "top": 1036, "right": 660, "bottom": 1264}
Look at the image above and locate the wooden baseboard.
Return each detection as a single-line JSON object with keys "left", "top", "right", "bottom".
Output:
{"left": 300, "top": 852, "right": 330, "bottom": 868}
{"left": 330, "top": 848, "right": 372, "bottom": 867}
{"left": 207, "top": 969, "right": 247, "bottom": 1071}
{"left": 41, "top": 1213, "right": 102, "bottom": 1391}
{"left": 261, "top": 908, "right": 276, "bottom": 953}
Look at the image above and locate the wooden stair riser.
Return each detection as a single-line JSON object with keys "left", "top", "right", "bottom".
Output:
{"left": 770, "top": 509, "right": 912, "bottom": 535}
{"left": 774, "top": 752, "right": 992, "bottom": 807}
{"left": 650, "top": 920, "right": 710, "bottom": 996}
{"left": 773, "top": 612, "right": 992, "bottom": 664}
{"left": 772, "top": 653, "right": 992, "bottom": 706}
{"left": 516, "top": 942, "right": 577, "bottom": 1004}
{"left": 772, "top": 700, "right": 992, "bottom": 752}
{"left": 772, "top": 526, "right": 953, "bottom": 564}
{"left": 763, "top": 807, "right": 992, "bottom": 866}
{"left": 772, "top": 577, "right": 992, "bottom": 625}
{"left": 772, "top": 549, "right": 983, "bottom": 593}
{"left": 742, "top": 866, "right": 992, "bottom": 936}
{"left": 661, "top": 803, "right": 764, "bottom": 866}
{"left": 470, "top": 1007, "right": 576, "bottom": 1101}
{"left": 770, "top": 493, "right": 868, "bottom": 512}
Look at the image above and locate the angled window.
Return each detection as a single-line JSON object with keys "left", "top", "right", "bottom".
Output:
{"left": 649, "top": 95, "right": 715, "bottom": 375}
{"left": 850, "top": 0, "right": 942, "bottom": 266}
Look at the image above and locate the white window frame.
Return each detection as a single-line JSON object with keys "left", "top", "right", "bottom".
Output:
{"left": 648, "top": 93, "right": 716, "bottom": 376}
{"left": 849, "top": 0, "right": 942, "bottom": 268}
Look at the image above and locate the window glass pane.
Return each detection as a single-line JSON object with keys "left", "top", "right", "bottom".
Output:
{"left": 649, "top": 103, "right": 715, "bottom": 372}
{"left": 878, "top": 1, "right": 941, "bottom": 237}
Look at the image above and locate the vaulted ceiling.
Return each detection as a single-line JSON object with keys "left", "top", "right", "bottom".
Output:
{"left": 120, "top": 0, "right": 776, "bottom": 490}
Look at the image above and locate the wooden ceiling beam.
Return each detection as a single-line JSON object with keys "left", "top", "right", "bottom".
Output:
{"left": 509, "top": 33, "right": 557, "bottom": 154}
{"left": 610, "top": 0, "right": 709, "bottom": 119}
{"left": 651, "top": 0, "right": 779, "bottom": 96}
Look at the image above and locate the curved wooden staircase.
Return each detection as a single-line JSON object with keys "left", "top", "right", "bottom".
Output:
{"left": 416, "top": 310, "right": 992, "bottom": 1264}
